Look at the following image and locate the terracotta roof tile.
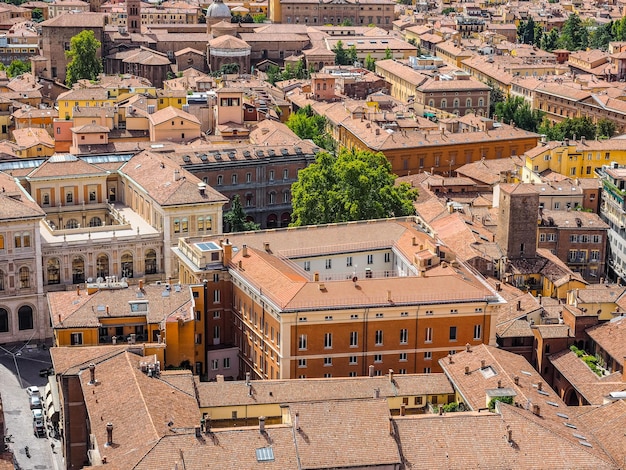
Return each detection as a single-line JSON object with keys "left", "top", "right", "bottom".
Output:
{"left": 586, "top": 316, "right": 626, "bottom": 364}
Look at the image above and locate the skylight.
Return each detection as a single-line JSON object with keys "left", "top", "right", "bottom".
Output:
{"left": 256, "top": 447, "right": 275, "bottom": 462}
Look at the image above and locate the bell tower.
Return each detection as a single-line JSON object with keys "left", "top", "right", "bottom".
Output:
{"left": 127, "top": 0, "right": 141, "bottom": 34}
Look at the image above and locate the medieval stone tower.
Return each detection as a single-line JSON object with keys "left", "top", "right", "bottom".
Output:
{"left": 127, "top": 0, "right": 141, "bottom": 34}
{"left": 495, "top": 183, "right": 539, "bottom": 260}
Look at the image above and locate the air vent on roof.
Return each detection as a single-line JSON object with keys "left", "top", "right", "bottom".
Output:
{"left": 97, "top": 305, "right": 106, "bottom": 312}
{"left": 564, "top": 423, "right": 577, "bottom": 429}
{"left": 256, "top": 150, "right": 265, "bottom": 157}
{"left": 556, "top": 413, "right": 569, "bottom": 419}
{"left": 268, "top": 149, "right": 276, "bottom": 157}
{"left": 243, "top": 150, "right": 251, "bottom": 158}
{"left": 182, "top": 155, "right": 191, "bottom": 163}
{"left": 281, "top": 148, "right": 289, "bottom": 156}
{"left": 546, "top": 401, "right": 559, "bottom": 407}
{"left": 256, "top": 447, "right": 274, "bottom": 462}
{"left": 573, "top": 433, "right": 587, "bottom": 440}
{"left": 295, "top": 147, "right": 302, "bottom": 154}
{"left": 162, "top": 290, "right": 170, "bottom": 297}
{"left": 174, "top": 284, "right": 181, "bottom": 292}
{"left": 520, "top": 370, "right": 532, "bottom": 376}
{"left": 579, "top": 441, "right": 592, "bottom": 448}
{"left": 537, "top": 390, "right": 549, "bottom": 396}
{"left": 199, "top": 154, "right": 208, "bottom": 161}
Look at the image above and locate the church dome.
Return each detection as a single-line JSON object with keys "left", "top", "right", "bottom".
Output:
{"left": 206, "top": 0, "right": 231, "bottom": 19}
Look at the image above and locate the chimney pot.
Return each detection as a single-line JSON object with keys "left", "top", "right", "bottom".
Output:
{"left": 138, "top": 279, "right": 143, "bottom": 290}
{"left": 465, "top": 343, "right": 471, "bottom": 352}
{"left": 89, "top": 363, "right": 96, "bottom": 384}
{"left": 438, "top": 405, "right": 443, "bottom": 415}
{"left": 507, "top": 428, "right": 513, "bottom": 443}
{"left": 314, "top": 272, "right": 319, "bottom": 282}
{"left": 537, "top": 382, "right": 542, "bottom": 391}
{"left": 389, "top": 369, "right": 394, "bottom": 382}
{"left": 448, "top": 355, "right": 453, "bottom": 364}
{"left": 76, "top": 285, "right": 80, "bottom": 296}
{"left": 106, "top": 422, "right": 113, "bottom": 446}
{"left": 517, "top": 300, "right": 522, "bottom": 311}
{"left": 259, "top": 416, "right": 266, "bottom": 433}
{"left": 532, "top": 404, "right": 541, "bottom": 416}
{"left": 514, "top": 376, "right": 519, "bottom": 385}
{"left": 245, "top": 372, "right": 251, "bottom": 385}
{"left": 497, "top": 379, "right": 502, "bottom": 388}
{"left": 373, "top": 388, "right": 380, "bottom": 398}
{"left": 389, "top": 416, "right": 394, "bottom": 435}
{"left": 195, "top": 426, "right": 201, "bottom": 438}
{"left": 106, "top": 305, "right": 110, "bottom": 315}
{"left": 242, "top": 244, "right": 248, "bottom": 257}
{"left": 464, "top": 366, "right": 470, "bottom": 375}
{"left": 295, "top": 412, "right": 300, "bottom": 431}
{"left": 369, "top": 365, "right": 375, "bottom": 377}
{"left": 400, "top": 404, "right": 406, "bottom": 416}
{"left": 480, "top": 360, "right": 486, "bottom": 369}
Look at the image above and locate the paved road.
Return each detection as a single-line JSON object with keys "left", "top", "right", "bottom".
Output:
{"left": 0, "top": 344, "right": 64, "bottom": 470}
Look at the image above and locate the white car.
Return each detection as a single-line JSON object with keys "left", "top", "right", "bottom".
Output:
{"left": 29, "top": 394, "right": 42, "bottom": 410}
{"left": 26, "top": 386, "right": 40, "bottom": 397}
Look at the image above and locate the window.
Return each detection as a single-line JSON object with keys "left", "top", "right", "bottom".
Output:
{"left": 350, "top": 331, "right": 358, "bottom": 347}
{"left": 269, "top": 170, "right": 275, "bottom": 181}
{"left": 590, "top": 250, "right": 600, "bottom": 261}
{"left": 47, "top": 258, "right": 60, "bottom": 285}
{"left": 0, "top": 308, "right": 7, "bottom": 333}
{"left": 592, "top": 235, "right": 601, "bottom": 243}
{"left": 424, "top": 367, "right": 431, "bottom": 373}
{"left": 303, "top": 261, "right": 310, "bottom": 271}
{"left": 400, "top": 328, "right": 408, "bottom": 344}
{"left": 374, "top": 354, "right": 382, "bottom": 363}
{"left": 213, "top": 290, "right": 221, "bottom": 303}
{"left": 425, "top": 327, "right": 432, "bottom": 343}
{"left": 415, "top": 396, "right": 423, "bottom": 405}
{"left": 181, "top": 218, "right": 188, "bottom": 233}
{"left": 211, "top": 359, "right": 219, "bottom": 370}
{"left": 195, "top": 333, "right": 202, "bottom": 344}
{"left": 232, "top": 174, "right": 237, "bottom": 184}
{"left": 174, "top": 219, "right": 180, "bottom": 233}
{"left": 298, "top": 358, "right": 307, "bottom": 368}
{"left": 324, "top": 332, "right": 332, "bottom": 349}
{"left": 450, "top": 309, "right": 458, "bottom": 314}
{"left": 351, "top": 314, "right": 359, "bottom": 319}
{"left": 540, "top": 233, "right": 546, "bottom": 242}
{"left": 375, "top": 330, "right": 383, "bottom": 345}
{"left": 19, "top": 267, "right": 29, "bottom": 288}
{"left": 217, "top": 175, "right": 223, "bottom": 185}
{"left": 42, "top": 194, "right": 50, "bottom": 205}
{"left": 449, "top": 326, "right": 457, "bottom": 341}
{"left": 89, "top": 217, "right": 102, "bottom": 227}
{"left": 349, "top": 355, "right": 358, "bottom": 364}
{"left": 375, "top": 313, "right": 383, "bottom": 318}
{"left": 325, "top": 259, "right": 332, "bottom": 269}
{"left": 213, "top": 325, "right": 220, "bottom": 341}
{"left": 324, "top": 357, "right": 332, "bottom": 366}
{"left": 14, "top": 232, "right": 31, "bottom": 248}
{"left": 424, "top": 351, "right": 432, "bottom": 360}
{"left": 89, "top": 191, "right": 96, "bottom": 202}
{"left": 346, "top": 256, "right": 353, "bottom": 267}
{"left": 399, "top": 352, "right": 407, "bottom": 361}
{"left": 145, "top": 250, "right": 157, "bottom": 275}
{"left": 70, "top": 332, "right": 83, "bottom": 345}
{"left": 298, "top": 334, "right": 307, "bottom": 350}
{"left": 384, "top": 253, "right": 390, "bottom": 263}
{"left": 18, "top": 305, "right": 33, "bottom": 330}
{"left": 474, "top": 324, "right": 482, "bottom": 340}
{"left": 223, "top": 357, "right": 230, "bottom": 369}
{"left": 66, "top": 192, "right": 73, "bottom": 203}
{"left": 283, "top": 169, "right": 288, "bottom": 180}
{"left": 367, "top": 254, "right": 373, "bottom": 264}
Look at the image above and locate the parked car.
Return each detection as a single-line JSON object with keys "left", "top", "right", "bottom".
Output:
{"left": 39, "top": 367, "right": 54, "bottom": 377}
{"left": 29, "top": 395, "right": 42, "bottom": 410}
{"left": 26, "top": 386, "right": 40, "bottom": 397}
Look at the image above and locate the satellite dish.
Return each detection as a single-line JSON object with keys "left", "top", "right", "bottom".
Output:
{"left": 96, "top": 277, "right": 104, "bottom": 283}
{"left": 87, "top": 277, "right": 93, "bottom": 283}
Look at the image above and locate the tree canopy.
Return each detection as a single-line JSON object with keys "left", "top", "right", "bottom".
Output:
{"left": 224, "top": 195, "right": 260, "bottom": 232}
{"left": 538, "top": 116, "right": 609, "bottom": 141}
{"left": 332, "top": 40, "right": 357, "bottom": 65}
{"left": 65, "top": 30, "right": 103, "bottom": 86}
{"left": 494, "top": 96, "right": 544, "bottom": 132}
{"left": 558, "top": 14, "right": 588, "bottom": 51}
{"left": 290, "top": 148, "right": 417, "bottom": 226}
{"left": 286, "top": 105, "right": 336, "bottom": 151}
{"left": 0, "top": 60, "right": 31, "bottom": 78}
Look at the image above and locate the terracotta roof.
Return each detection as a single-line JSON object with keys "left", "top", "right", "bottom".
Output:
{"left": 119, "top": 150, "right": 227, "bottom": 206}
{"left": 208, "top": 34, "right": 250, "bottom": 49}
{"left": 289, "top": 398, "right": 401, "bottom": 469}
{"left": 575, "top": 399, "right": 626, "bottom": 467}
{"left": 27, "top": 154, "right": 106, "bottom": 179}
{"left": 40, "top": 12, "right": 106, "bottom": 27}
{"left": 12, "top": 127, "right": 54, "bottom": 149}
{"left": 148, "top": 106, "right": 201, "bottom": 126}
{"left": 0, "top": 171, "right": 45, "bottom": 220}
{"left": 586, "top": 316, "right": 626, "bottom": 364}
{"left": 455, "top": 156, "right": 524, "bottom": 186}
{"left": 195, "top": 373, "right": 453, "bottom": 408}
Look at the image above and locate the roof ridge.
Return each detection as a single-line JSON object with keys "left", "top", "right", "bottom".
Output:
{"left": 130, "top": 354, "right": 161, "bottom": 440}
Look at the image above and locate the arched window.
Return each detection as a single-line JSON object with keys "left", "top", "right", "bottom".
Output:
{"left": 198, "top": 216, "right": 204, "bottom": 231}
{"left": 42, "top": 194, "right": 50, "bottom": 205}
{"left": 18, "top": 305, "right": 33, "bottom": 330}
{"left": 96, "top": 254, "right": 109, "bottom": 279}
{"left": 121, "top": 252, "right": 133, "bottom": 279}
{"left": 145, "top": 250, "right": 157, "bottom": 275}
{"left": 181, "top": 218, "right": 188, "bottom": 233}
{"left": 19, "top": 266, "right": 29, "bottom": 288}
{"left": 454, "top": 110, "right": 460, "bottom": 116}
{"left": 478, "top": 97, "right": 484, "bottom": 107}
{"left": 66, "top": 219, "right": 79, "bottom": 229}
{"left": 0, "top": 271, "right": 4, "bottom": 291}
{"left": 0, "top": 308, "right": 8, "bottom": 333}
{"left": 47, "top": 258, "right": 60, "bottom": 285}
{"left": 441, "top": 99, "right": 447, "bottom": 108}
{"left": 428, "top": 99, "right": 435, "bottom": 107}
{"left": 268, "top": 192, "right": 276, "bottom": 204}
{"left": 0, "top": 234, "right": 4, "bottom": 250}
{"left": 173, "top": 219, "right": 180, "bottom": 233}
{"left": 66, "top": 192, "right": 73, "bottom": 204}
{"left": 466, "top": 98, "right": 472, "bottom": 108}
{"left": 72, "top": 256, "right": 85, "bottom": 284}
{"left": 453, "top": 98, "right": 460, "bottom": 108}
{"left": 89, "top": 217, "right": 102, "bottom": 227}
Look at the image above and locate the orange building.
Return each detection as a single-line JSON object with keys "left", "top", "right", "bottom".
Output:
{"left": 175, "top": 217, "right": 505, "bottom": 380}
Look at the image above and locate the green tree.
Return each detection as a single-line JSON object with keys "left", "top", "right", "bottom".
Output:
{"left": 333, "top": 40, "right": 351, "bottom": 65}
{"left": 340, "top": 18, "right": 353, "bottom": 26}
{"left": 558, "top": 13, "right": 588, "bottom": 51}
{"left": 364, "top": 53, "right": 376, "bottom": 71}
{"left": 31, "top": 7, "right": 43, "bottom": 22}
{"left": 347, "top": 45, "right": 358, "bottom": 65}
{"left": 286, "top": 105, "right": 335, "bottom": 151}
{"left": 252, "top": 13, "right": 266, "bottom": 23}
{"left": 488, "top": 81, "right": 504, "bottom": 119}
{"left": 384, "top": 47, "right": 393, "bottom": 59}
{"left": 65, "top": 30, "right": 103, "bottom": 86}
{"left": 266, "top": 64, "right": 282, "bottom": 85}
{"left": 290, "top": 148, "right": 417, "bottom": 226}
{"left": 541, "top": 28, "right": 560, "bottom": 52}
{"left": 2, "top": 60, "right": 30, "bottom": 78}
{"left": 442, "top": 7, "right": 455, "bottom": 15}
{"left": 224, "top": 195, "right": 260, "bottom": 232}
{"left": 488, "top": 396, "right": 513, "bottom": 412}
{"left": 539, "top": 116, "right": 597, "bottom": 141}
{"left": 494, "top": 96, "right": 544, "bottom": 132}
{"left": 590, "top": 21, "right": 613, "bottom": 49}
{"left": 596, "top": 118, "right": 616, "bottom": 139}
{"left": 219, "top": 62, "right": 240, "bottom": 74}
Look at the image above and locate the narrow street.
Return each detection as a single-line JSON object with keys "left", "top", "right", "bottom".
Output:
{"left": 0, "top": 345, "right": 63, "bottom": 470}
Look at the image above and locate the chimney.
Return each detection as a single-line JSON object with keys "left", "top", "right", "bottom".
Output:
{"left": 507, "top": 428, "right": 513, "bottom": 443}
{"left": 517, "top": 300, "right": 522, "bottom": 311}
{"left": 389, "top": 417, "right": 394, "bottom": 435}
{"left": 89, "top": 363, "right": 96, "bottom": 384}
{"left": 295, "top": 412, "right": 300, "bottom": 431}
{"left": 174, "top": 169, "right": 181, "bottom": 181}
{"left": 105, "top": 305, "right": 110, "bottom": 315}
{"left": 314, "top": 272, "right": 319, "bottom": 282}
{"left": 216, "top": 375, "right": 224, "bottom": 383}
{"left": 259, "top": 416, "right": 266, "bottom": 433}
{"left": 58, "top": 314, "right": 62, "bottom": 325}
{"left": 495, "top": 282, "right": 501, "bottom": 291}
{"left": 537, "top": 382, "right": 542, "bottom": 391}
{"left": 538, "top": 294, "right": 542, "bottom": 305}
{"left": 448, "top": 355, "right": 454, "bottom": 364}
{"left": 263, "top": 242, "right": 270, "bottom": 253}
{"left": 465, "top": 343, "right": 471, "bottom": 352}
{"left": 387, "top": 290, "right": 392, "bottom": 302}
{"left": 76, "top": 285, "right": 80, "bottom": 296}
{"left": 412, "top": 236, "right": 417, "bottom": 246}
{"left": 373, "top": 388, "right": 380, "bottom": 398}
{"left": 223, "top": 239, "right": 233, "bottom": 266}
{"left": 438, "top": 405, "right": 443, "bottom": 415}
{"left": 514, "top": 376, "right": 519, "bottom": 385}
{"left": 389, "top": 369, "right": 394, "bottom": 382}
{"left": 497, "top": 379, "right": 502, "bottom": 389}
{"left": 245, "top": 372, "right": 251, "bottom": 385}
{"left": 138, "top": 279, "right": 143, "bottom": 290}
{"left": 480, "top": 360, "right": 486, "bottom": 369}
{"left": 198, "top": 182, "right": 206, "bottom": 196}
{"left": 369, "top": 365, "right": 375, "bottom": 377}
{"left": 242, "top": 244, "right": 248, "bottom": 257}
{"left": 195, "top": 426, "right": 202, "bottom": 438}
{"left": 238, "top": 260, "right": 243, "bottom": 270}
{"left": 532, "top": 404, "right": 541, "bottom": 416}
{"left": 465, "top": 366, "right": 470, "bottom": 375}
{"left": 375, "top": 128, "right": 380, "bottom": 135}
{"left": 106, "top": 422, "right": 113, "bottom": 446}
{"left": 400, "top": 404, "right": 406, "bottom": 416}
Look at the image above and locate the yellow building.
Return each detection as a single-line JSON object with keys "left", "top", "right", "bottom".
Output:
{"left": 47, "top": 280, "right": 210, "bottom": 374}
{"left": 521, "top": 138, "right": 626, "bottom": 181}
{"left": 566, "top": 284, "right": 626, "bottom": 321}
